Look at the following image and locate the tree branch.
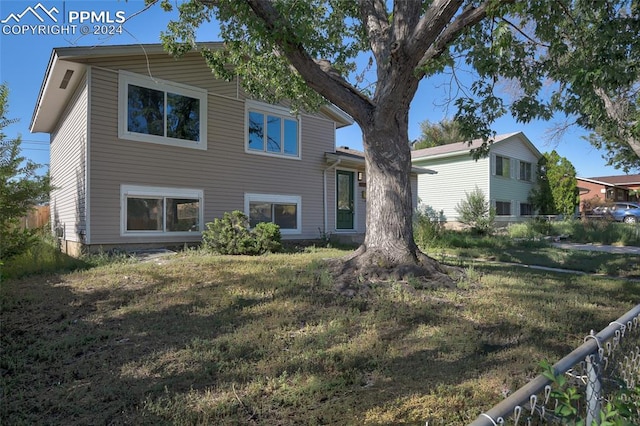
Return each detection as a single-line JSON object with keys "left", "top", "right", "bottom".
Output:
{"left": 409, "top": 0, "right": 464, "bottom": 60}
{"left": 357, "top": 0, "right": 391, "bottom": 81}
{"left": 415, "top": 1, "right": 504, "bottom": 75}
{"left": 244, "top": 0, "right": 374, "bottom": 121}
{"left": 593, "top": 86, "right": 640, "bottom": 158}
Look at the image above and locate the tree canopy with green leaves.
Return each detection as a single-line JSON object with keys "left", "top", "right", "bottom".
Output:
{"left": 413, "top": 119, "right": 464, "bottom": 150}
{"left": 0, "top": 84, "right": 51, "bottom": 260}
{"left": 155, "top": 0, "right": 639, "bottom": 285}
{"left": 529, "top": 151, "right": 579, "bottom": 218}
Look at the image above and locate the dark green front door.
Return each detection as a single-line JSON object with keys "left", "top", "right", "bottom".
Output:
{"left": 336, "top": 170, "right": 354, "bottom": 229}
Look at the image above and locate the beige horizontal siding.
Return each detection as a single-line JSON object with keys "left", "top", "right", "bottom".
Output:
{"left": 87, "top": 58, "right": 339, "bottom": 244}
{"left": 49, "top": 72, "right": 88, "bottom": 243}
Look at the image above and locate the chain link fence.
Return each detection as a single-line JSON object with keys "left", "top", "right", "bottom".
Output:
{"left": 469, "top": 304, "right": 640, "bottom": 425}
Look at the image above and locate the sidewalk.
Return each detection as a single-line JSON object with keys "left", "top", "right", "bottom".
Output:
{"left": 551, "top": 242, "right": 640, "bottom": 255}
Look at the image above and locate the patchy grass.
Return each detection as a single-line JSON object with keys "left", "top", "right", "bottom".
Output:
{"left": 2, "top": 248, "right": 638, "bottom": 425}
{"left": 508, "top": 218, "right": 640, "bottom": 246}
{"left": 422, "top": 232, "right": 640, "bottom": 278}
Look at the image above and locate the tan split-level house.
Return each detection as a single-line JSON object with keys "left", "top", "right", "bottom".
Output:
{"left": 30, "top": 43, "right": 387, "bottom": 255}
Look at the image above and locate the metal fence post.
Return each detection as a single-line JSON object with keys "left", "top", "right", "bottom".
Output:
{"left": 585, "top": 352, "right": 602, "bottom": 425}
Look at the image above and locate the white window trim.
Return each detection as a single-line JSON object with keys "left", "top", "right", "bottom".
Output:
{"left": 244, "top": 100, "right": 301, "bottom": 160}
{"left": 118, "top": 70, "right": 208, "bottom": 150}
{"left": 121, "top": 184, "right": 204, "bottom": 237}
{"left": 244, "top": 193, "right": 302, "bottom": 235}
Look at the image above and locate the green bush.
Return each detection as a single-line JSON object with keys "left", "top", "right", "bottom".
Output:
{"left": 455, "top": 187, "right": 495, "bottom": 235}
{"left": 202, "top": 211, "right": 281, "bottom": 255}
{"left": 413, "top": 205, "right": 445, "bottom": 249}
{"left": 252, "top": 222, "right": 282, "bottom": 254}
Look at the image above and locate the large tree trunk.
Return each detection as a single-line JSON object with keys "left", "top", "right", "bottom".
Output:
{"left": 332, "top": 107, "right": 454, "bottom": 290}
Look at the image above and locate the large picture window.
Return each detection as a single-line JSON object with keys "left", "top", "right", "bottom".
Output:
{"left": 119, "top": 71, "right": 207, "bottom": 149}
{"left": 246, "top": 101, "right": 300, "bottom": 158}
{"left": 244, "top": 193, "right": 301, "bottom": 234}
{"left": 121, "top": 185, "right": 203, "bottom": 235}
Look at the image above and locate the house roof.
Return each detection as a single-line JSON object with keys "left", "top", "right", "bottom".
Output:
{"left": 581, "top": 174, "right": 640, "bottom": 186}
{"left": 30, "top": 42, "right": 353, "bottom": 133}
{"left": 410, "top": 131, "right": 541, "bottom": 161}
{"left": 326, "top": 147, "right": 437, "bottom": 175}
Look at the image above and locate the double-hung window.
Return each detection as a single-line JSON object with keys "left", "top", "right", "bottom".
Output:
{"left": 495, "top": 201, "right": 511, "bottom": 216}
{"left": 520, "top": 203, "right": 534, "bottom": 216}
{"left": 519, "top": 161, "right": 533, "bottom": 181}
{"left": 119, "top": 71, "right": 207, "bottom": 149}
{"left": 121, "top": 185, "right": 203, "bottom": 235}
{"left": 245, "top": 193, "right": 301, "bottom": 235}
{"left": 246, "top": 101, "right": 300, "bottom": 159}
{"left": 495, "top": 155, "right": 511, "bottom": 177}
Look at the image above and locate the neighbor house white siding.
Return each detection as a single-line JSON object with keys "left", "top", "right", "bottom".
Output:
{"left": 414, "top": 153, "right": 489, "bottom": 222}
{"left": 412, "top": 133, "right": 541, "bottom": 226}
{"left": 489, "top": 134, "right": 539, "bottom": 221}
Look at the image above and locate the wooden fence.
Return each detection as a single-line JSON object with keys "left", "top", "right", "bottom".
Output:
{"left": 19, "top": 205, "right": 50, "bottom": 229}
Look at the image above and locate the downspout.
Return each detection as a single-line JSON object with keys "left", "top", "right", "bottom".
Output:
{"left": 323, "top": 158, "right": 342, "bottom": 235}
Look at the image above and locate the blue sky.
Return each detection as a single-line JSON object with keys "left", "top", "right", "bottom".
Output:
{"left": 0, "top": 0, "right": 626, "bottom": 178}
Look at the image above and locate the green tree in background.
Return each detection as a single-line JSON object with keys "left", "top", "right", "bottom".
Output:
{"left": 154, "top": 0, "right": 639, "bottom": 283}
{"left": 413, "top": 119, "right": 464, "bottom": 150}
{"left": 529, "top": 151, "right": 579, "bottom": 218}
{"left": 0, "top": 83, "right": 51, "bottom": 260}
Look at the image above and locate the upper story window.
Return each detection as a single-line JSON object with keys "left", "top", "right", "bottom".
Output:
{"left": 118, "top": 71, "right": 207, "bottom": 150}
{"left": 246, "top": 100, "right": 300, "bottom": 159}
{"left": 495, "top": 155, "right": 511, "bottom": 177}
{"left": 519, "top": 161, "right": 533, "bottom": 181}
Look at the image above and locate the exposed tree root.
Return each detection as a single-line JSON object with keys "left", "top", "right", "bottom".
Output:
{"left": 324, "top": 245, "right": 461, "bottom": 297}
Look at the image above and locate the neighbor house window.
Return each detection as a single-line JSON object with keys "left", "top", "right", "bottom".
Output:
{"left": 246, "top": 101, "right": 300, "bottom": 158}
{"left": 519, "top": 161, "right": 533, "bottom": 181}
{"left": 520, "top": 203, "right": 534, "bottom": 216}
{"left": 244, "top": 193, "right": 301, "bottom": 234}
{"left": 495, "top": 155, "right": 511, "bottom": 177}
{"left": 121, "top": 185, "right": 203, "bottom": 235}
{"left": 119, "top": 71, "right": 207, "bottom": 149}
{"left": 495, "top": 201, "right": 511, "bottom": 216}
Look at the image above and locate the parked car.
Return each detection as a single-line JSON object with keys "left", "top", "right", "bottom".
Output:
{"left": 608, "top": 202, "right": 640, "bottom": 223}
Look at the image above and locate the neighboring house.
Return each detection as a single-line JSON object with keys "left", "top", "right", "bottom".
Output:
{"left": 577, "top": 174, "right": 640, "bottom": 213}
{"left": 30, "top": 43, "right": 372, "bottom": 255}
{"left": 411, "top": 132, "right": 542, "bottom": 226}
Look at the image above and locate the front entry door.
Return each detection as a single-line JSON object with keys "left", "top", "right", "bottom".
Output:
{"left": 336, "top": 170, "right": 354, "bottom": 229}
